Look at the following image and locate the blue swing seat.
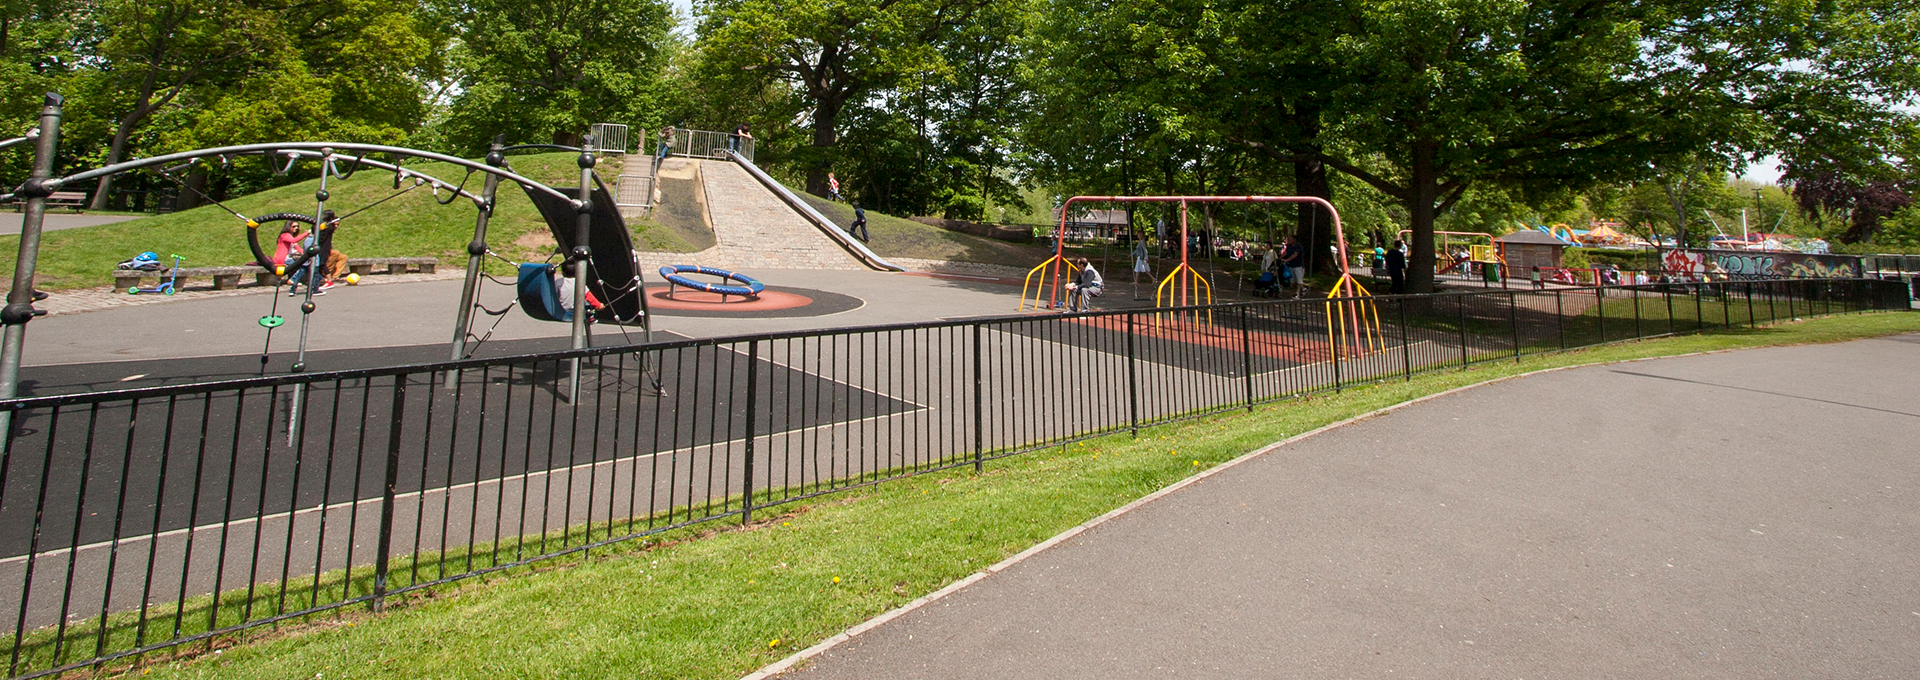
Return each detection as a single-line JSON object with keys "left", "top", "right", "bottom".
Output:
{"left": 517, "top": 263, "right": 573, "bottom": 323}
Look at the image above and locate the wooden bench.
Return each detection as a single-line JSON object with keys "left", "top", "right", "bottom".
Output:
{"left": 11, "top": 191, "right": 87, "bottom": 212}
{"left": 110, "top": 257, "right": 438, "bottom": 291}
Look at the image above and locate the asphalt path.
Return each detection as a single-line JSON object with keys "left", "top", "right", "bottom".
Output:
{"left": 0, "top": 212, "right": 139, "bottom": 235}
{"left": 784, "top": 333, "right": 1920, "bottom": 679}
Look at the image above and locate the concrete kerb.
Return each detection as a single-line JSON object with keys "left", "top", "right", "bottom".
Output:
{"left": 738, "top": 329, "right": 1888, "bottom": 680}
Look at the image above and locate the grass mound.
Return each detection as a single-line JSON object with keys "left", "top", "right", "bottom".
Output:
{"left": 1, "top": 154, "right": 695, "bottom": 292}
{"left": 790, "top": 191, "right": 1051, "bottom": 269}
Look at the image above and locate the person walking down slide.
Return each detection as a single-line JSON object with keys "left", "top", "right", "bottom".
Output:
{"left": 656, "top": 125, "right": 675, "bottom": 165}
{"left": 1065, "top": 258, "right": 1104, "bottom": 312}
{"left": 849, "top": 203, "right": 870, "bottom": 242}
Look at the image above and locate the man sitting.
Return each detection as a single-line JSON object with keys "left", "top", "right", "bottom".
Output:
{"left": 1064, "top": 257, "right": 1105, "bottom": 312}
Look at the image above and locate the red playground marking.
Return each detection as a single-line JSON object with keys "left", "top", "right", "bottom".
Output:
{"left": 1066, "top": 314, "right": 1348, "bottom": 363}
{"left": 644, "top": 285, "right": 815, "bottom": 311}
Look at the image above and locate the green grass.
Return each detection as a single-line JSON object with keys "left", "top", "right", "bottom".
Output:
{"left": 0, "top": 154, "right": 695, "bottom": 292}
{"left": 67, "top": 309, "right": 1911, "bottom": 680}
{"left": 790, "top": 191, "right": 1054, "bottom": 269}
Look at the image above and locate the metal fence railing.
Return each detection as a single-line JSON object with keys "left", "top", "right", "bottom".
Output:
{"left": 648, "top": 128, "right": 754, "bottom": 162}
{"left": 0, "top": 278, "right": 1905, "bottom": 677}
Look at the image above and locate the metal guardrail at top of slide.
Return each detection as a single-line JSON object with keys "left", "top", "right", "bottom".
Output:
{"left": 648, "top": 128, "right": 754, "bottom": 163}
{"left": 0, "top": 279, "right": 1906, "bottom": 679}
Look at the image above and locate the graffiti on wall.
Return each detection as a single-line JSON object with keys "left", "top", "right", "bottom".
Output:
{"left": 1661, "top": 249, "right": 1859, "bottom": 279}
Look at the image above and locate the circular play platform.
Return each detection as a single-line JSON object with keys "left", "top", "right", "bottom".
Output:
{"left": 643, "top": 285, "right": 864, "bottom": 318}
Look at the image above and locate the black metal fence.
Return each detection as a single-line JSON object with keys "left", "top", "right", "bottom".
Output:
{"left": 0, "top": 278, "right": 1905, "bottom": 677}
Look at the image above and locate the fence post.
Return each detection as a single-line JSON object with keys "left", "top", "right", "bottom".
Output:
{"left": 1239, "top": 306, "right": 1254, "bottom": 410}
{"left": 1125, "top": 312, "right": 1139, "bottom": 436}
{"left": 372, "top": 375, "right": 407, "bottom": 612}
{"left": 1398, "top": 299, "right": 1412, "bottom": 380}
{"left": 1596, "top": 286, "right": 1606, "bottom": 343}
{"left": 1631, "top": 286, "right": 1642, "bottom": 338}
{"left": 1509, "top": 292, "right": 1521, "bottom": 361}
{"left": 1746, "top": 282, "right": 1756, "bottom": 326}
{"left": 1694, "top": 282, "right": 1704, "bottom": 331}
{"left": 972, "top": 323, "right": 984, "bottom": 470}
{"left": 1457, "top": 294, "right": 1469, "bottom": 369}
{"left": 742, "top": 339, "right": 758, "bottom": 524}
{"left": 1555, "top": 290, "right": 1565, "bottom": 350}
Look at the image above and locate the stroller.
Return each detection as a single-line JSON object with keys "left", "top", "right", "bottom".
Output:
{"left": 1255, "top": 268, "right": 1283, "bottom": 297}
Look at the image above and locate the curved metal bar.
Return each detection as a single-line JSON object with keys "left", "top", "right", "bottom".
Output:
{"left": 501, "top": 143, "right": 584, "bottom": 154}
{"left": 48, "top": 142, "right": 579, "bottom": 204}
{"left": 245, "top": 149, "right": 489, "bottom": 206}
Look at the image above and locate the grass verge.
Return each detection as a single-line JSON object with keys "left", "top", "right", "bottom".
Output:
{"left": 1, "top": 154, "right": 693, "bottom": 292}
{"left": 104, "top": 311, "right": 1920, "bottom": 680}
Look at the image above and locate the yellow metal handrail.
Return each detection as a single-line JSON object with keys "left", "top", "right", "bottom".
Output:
{"left": 1019, "top": 254, "right": 1077, "bottom": 311}
{"left": 1323, "top": 273, "right": 1384, "bottom": 359}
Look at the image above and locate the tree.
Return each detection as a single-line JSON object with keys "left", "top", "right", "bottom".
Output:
{"left": 696, "top": 0, "right": 985, "bottom": 195}
{"left": 440, "top": 0, "right": 673, "bottom": 151}
{"left": 83, "top": 0, "right": 268, "bottom": 210}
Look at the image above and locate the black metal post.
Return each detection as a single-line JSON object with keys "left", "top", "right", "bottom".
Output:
{"left": 448, "top": 138, "right": 506, "bottom": 386}
{"left": 0, "top": 93, "right": 64, "bottom": 416}
{"left": 1239, "top": 306, "right": 1254, "bottom": 409}
{"left": 372, "top": 375, "right": 407, "bottom": 611}
{"left": 743, "top": 339, "right": 758, "bottom": 523}
{"left": 1555, "top": 290, "right": 1565, "bottom": 350}
{"left": 1631, "top": 286, "right": 1642, "bottom": 338}
{"left": 972, "top": 322, "right": 984, "bottom": 469}
{"left": 567, "top": 140, "right": 596, "bottom": 400}
{"left": 1596, "top": 286, "right": 1606, "bottom": 343}
{"left": 1508, "top": 291, "right": 1521, "bottom": 360}
{"left": 1457, "top": 295, "right": 1469, "bottom": 369}
{"left": 1125, "top": 312, "right": 1139, "bottom": 436}
{"left": 1398, "top": 299, "right": 1412, "bottom": 380}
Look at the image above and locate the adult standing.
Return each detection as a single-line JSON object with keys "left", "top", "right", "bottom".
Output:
{"left": 1281, "top": 236, "right": 1308, "bottom": 298}
{"left": 1386, "top": 239, "right": 1407, "bottom": 295}
{"left": 1132, "top": 238, "right": 1151, "bottom": 298}
{"left": 731, "top": 123, "right": 752, "bottom": 153}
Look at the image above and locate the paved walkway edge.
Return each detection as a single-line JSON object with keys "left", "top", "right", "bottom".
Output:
{"left": 740, "top": 343, "right": 1772, "bottom": 679}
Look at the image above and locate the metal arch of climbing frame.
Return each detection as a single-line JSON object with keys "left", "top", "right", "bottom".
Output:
{"left": 2, "top": 141, "right": 579, "bottom": 207}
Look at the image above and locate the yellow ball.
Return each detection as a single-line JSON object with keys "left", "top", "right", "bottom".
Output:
{"left": 345, "top": 273, "right": 360, "bottom": 285}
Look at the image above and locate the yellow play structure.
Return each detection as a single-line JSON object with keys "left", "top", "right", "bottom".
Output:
{"left": 1025, "top": 195, "right": 1384, "bottom": 358}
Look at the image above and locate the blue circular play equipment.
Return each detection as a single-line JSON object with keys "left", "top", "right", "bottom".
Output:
{"left": 658, "top": 264, "right": 765, "bottom": 299}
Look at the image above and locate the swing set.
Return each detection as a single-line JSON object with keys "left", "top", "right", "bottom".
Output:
{"left": 1022, "top": 195, "right": 1384, "bottom": 358}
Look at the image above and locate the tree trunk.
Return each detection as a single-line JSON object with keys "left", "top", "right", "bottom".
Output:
{"left": 1405, "top": 140, "right": 1440, "bottom": 293}
{"left": 1293, "top": 153, "right": 1336, "bottom": 275}
{"left": 176, "top": 164, "right": 208, "bottom": 211}
{"left": 805, "top": 95, "right": 843, "bottom": 196}
{"left": 1663, "top": 183, "right": 1688, "bottom": 250}
{"left": 89, "top": 117, "right": 141, "bottom": 211}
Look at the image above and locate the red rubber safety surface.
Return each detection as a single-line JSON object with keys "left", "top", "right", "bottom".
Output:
{"left": 642, "top": 285, "right": 865, "bottom": 317}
